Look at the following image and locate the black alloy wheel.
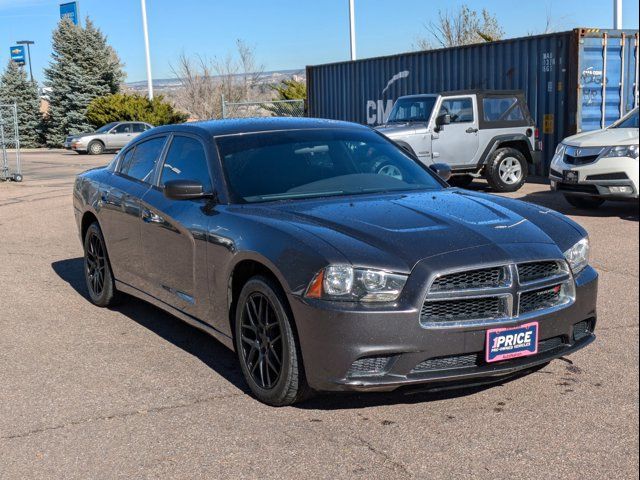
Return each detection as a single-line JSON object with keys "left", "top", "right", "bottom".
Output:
{"left": 240, "top": 292, "right": 284, "bottom": 390}
{"left": 83, "top": 222, "right": 119, "bottom": 307}
{"left": 235, "top": 276, "right": 311, "bottom": 406}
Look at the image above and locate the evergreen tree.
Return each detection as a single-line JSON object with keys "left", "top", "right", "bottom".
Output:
{"left": 0, "top": 61, "right": 42, "bottom": 148}
{"left": 44, "top": 18, "right": 125, "bottom": 146}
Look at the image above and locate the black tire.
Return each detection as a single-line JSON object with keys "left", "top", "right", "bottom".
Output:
{"left": 235, "top": 275, "right": 312, "bottom": 406}
{"left": 88, "top": 140, "right": 105, "bottom": 155}
{"left": 83, "top": 222, "right": 119, "bottom": 307}
{"left": 564, "top": 194, "right": 605, "bottom": 210}
{"left": 484, "top": 147, "right": 528, "bottom": 192}
{"left": 448, "top": 175, "right": 474, "bottom": 188}
{"left": 11, "top": 173, "right": 23, "bottom": 182}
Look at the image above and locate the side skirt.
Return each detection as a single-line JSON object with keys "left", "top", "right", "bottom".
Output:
{"left": 115, "top": 280, "right": 235, "bottom": 351}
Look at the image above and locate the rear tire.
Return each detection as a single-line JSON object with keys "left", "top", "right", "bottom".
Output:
{"left": 564, "top": 194, "right": 605, "bottom": 210}
{"left": 235, "top": 275, "right": 312, "bottom": 406}
{"left": 484, "top": 147, "right": 528, "bottom": 192}
{"left": 83, "top": 222, "right": 119, "bottom": 307}
{"left": 448, "top": 175, "right": 474, "bottom": 188}
{"left": 88, "top": 141, "right": 105, "bottom": 155}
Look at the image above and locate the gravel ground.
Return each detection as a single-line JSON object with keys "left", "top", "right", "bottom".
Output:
{"left": 1, "top": 151, "right": 638, "bottom": 479}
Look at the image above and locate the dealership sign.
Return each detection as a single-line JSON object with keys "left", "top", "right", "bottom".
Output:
{"left": 9, "top": 46, "right": 25, "bottom": 65}
{"left": 60, "top": 1, "right": 79, "bottom": 25}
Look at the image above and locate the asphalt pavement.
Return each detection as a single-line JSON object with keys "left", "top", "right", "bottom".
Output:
{"left": 0, "top": 151, "right": 638, "bottom": 479}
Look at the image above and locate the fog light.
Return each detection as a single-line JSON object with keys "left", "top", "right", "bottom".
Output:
{"left": 550, "top": 180, "right": 557, "bottom": 189}
{"left": 609, "top": 186, "right": 633, "bottom": 194}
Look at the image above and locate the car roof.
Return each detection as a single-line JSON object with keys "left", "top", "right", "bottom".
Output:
{"left": 146, "top": 117, "right": 368, "bottom": 137}
{"left": 398, "top": 90, "right": 525, "bottom": 99}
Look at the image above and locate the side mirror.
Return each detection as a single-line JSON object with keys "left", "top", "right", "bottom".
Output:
{"left": 435, "top": 114, "right": 451, "bottom": 130}
{"left": 429, "top": 163, "right": 452, "bottom": 182}
{"left": 163, "top": 179, "right": 208, "bottom": 200}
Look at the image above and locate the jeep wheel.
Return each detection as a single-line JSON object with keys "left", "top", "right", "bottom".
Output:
{"left": 448, "top": 175, "right": 474, "bottom": 188}
{"left": 564, "top": 195, "right": 605, "bottom": 210}
{"left": 485, "top": 148, "right": 528, "bottom": 192}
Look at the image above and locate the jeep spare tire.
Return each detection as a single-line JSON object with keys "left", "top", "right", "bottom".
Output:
{"left": 485, "top": 147, "right": 528, "bottom": 192}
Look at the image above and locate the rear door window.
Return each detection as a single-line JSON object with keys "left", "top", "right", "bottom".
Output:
{"left": 439, "top": 98, "right": 474, "bottom": 123}
{"left": 119, "top": 136, "right": 167, "bottom": 183}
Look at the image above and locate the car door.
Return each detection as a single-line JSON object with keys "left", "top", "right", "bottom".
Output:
{"left": 139, "top": 134, "right": 213, "bottom": 319}
{"left": 107, "top": 123, "right": 135, "bottom": 149}
{"left": 431, "top": 96, "right": 480, "bottom": 168}
{"left": 99, "top": 136, "right": 168, "bottom": 289}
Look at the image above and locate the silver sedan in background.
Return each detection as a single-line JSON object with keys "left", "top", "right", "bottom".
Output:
{"left": 64, "top": 121, "right": 153, "bottom": 155}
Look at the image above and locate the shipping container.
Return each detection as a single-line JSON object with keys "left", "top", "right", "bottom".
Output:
{"left": 306, "top": 28, "right": 639, "bottom": 175}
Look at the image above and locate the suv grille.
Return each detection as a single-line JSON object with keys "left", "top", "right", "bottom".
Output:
{"left": 564, "top": 154, "right": 599, "bottom": 165}
{"left": 421, "top": 261, "right": 572, "bottom": 326}
{"left": 518, "top": 261, "right": 562, "bottom": 283}
{"left": 347, "top": 356, "right": 391, "bottom": 377}
{"left": 431, "top": 267, "right": 505, "bottom": 291}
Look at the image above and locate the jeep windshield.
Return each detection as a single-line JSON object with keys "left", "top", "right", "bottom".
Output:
{"left": 217, "top": 128, "right": 443, "bottom": 203}
{"left": 387, "top": 97, "right": 437, "bottom": 123}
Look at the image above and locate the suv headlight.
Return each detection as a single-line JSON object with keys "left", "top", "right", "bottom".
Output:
{"left": 599, "top": 145, "right": 639, "bottom": 159}
{"left": 564, "top": 237, "right": 590, "bottom": 274}
{"left": 305, "top": 265, "right": 408, "bottom": 302}
{"left": 555, "top": 143, "right": 566, "bottom": 155}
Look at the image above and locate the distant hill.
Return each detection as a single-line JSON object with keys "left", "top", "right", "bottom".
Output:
{"left": 125, "top": 69, "right": 306, "bottom": 94}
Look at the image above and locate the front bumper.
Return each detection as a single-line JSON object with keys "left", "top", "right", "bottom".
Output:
{"left": 290, "top": 254, "right": 598, "bottom": 393}
{"left": 549, "top": 153, "right": 639, "bottom": 200}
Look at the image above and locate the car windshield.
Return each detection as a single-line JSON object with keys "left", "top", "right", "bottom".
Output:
{"left": 387, "top": 97, "right": 437, "bottom": 123}
{"left": 217, "top": 128, "right": 443, "bottom": 203}
{"left": 96, "top": 122, "right": 118, "bottom": 133}
{"left": 611, "top": 109, "right": 639, "bottom": 128}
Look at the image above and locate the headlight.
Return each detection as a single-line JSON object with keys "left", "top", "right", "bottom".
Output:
{"left": 564, "top": 237, "right": 590, "bottom": 274}
{"left": 599, "top": 145, "right": 639, "bottom": 159}
{"left": 305, "top": 264, "right": 408, "bottom": 302}
{"left": 555, "top": 143, "right": 566, "bottom": 155}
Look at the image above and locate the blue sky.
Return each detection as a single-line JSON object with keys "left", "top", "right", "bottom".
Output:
{"left": 0, "top": 0, "right": 638, "bottom": 83}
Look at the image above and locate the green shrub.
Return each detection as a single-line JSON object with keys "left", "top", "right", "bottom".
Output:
{"left": 86, "top": 93, "right": 188, "bottom": 127}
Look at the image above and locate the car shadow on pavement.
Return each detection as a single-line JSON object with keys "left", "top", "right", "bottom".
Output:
{"left": 51, "top": 257, "right": 541, "bottom": 410}
{"left": 51, "top": 257, "right": 251, "bottom": 395}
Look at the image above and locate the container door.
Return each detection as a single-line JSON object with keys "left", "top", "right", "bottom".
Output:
{"left": 579, "top": 32, "right": 638, "bottom": 132}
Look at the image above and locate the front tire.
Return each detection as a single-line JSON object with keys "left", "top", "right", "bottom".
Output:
{"left": 88, "top": 140, "right": 105, "bottom": 155}
{"left": 564, "top": 194, "right": 605, "bottom": 210}
{"left": 484, "top": 147, "right": 528, "bottom": 192}
{"left": 235, "top": 276, "right": 311, "bottom": 406}
{"left": 84, "top": 222, "right": 119, "bottom": 307}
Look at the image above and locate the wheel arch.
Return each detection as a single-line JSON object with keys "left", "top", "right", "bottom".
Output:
{"left": 478, "top": 134, "right": 534, "bottom": 167}
{"left": 80, "top": 210, "right": 100, "bottom": 241}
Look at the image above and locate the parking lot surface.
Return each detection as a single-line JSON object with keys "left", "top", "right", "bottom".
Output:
{"left": 1, "top": 151, "right": 638, "bottom": 479}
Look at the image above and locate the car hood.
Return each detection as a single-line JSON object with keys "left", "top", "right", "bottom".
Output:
{"left": 242, "top": 189, "right": 583, "bottom": 273}
{"left": 563, "top": 128, "right": 639, "bottom": 147}
{"left": 374, "top": 123, "right": 419, "bottom": 137}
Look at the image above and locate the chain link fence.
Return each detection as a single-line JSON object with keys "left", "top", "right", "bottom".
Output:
{"left": 221, "top": 98, "right": 305, "bottom": 119}
{"left": 0, "top": 103, "right": 23, "bottom": 182}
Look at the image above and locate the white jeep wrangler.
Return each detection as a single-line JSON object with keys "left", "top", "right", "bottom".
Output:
{"left": 375, "top": 90, "right": 542, "bottom": 192}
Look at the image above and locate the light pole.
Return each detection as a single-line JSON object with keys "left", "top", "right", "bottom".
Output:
{"left": 613, "top": 0, "right": 623, "bottom": 29}
{"left": 140, "top": 0, "right": 154, "bottom": 100}
{"left": 349, "top": 0, "right": 356, "bottom": 61}
{"left": 16, "top": 40, "right": 35, "bottom": 83}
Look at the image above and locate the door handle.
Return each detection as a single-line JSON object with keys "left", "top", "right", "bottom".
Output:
{"left": 142, "top": 209, "right": 164, "bottom": 224}
{"left": 465, "top": 127, "right": 479, "bottom": 134}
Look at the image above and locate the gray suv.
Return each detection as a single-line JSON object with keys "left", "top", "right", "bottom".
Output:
{"left": 64, "top": 121, "right": 153, "bottom": 155}
{"left": 376, "top": 90, "right": 542, "bottom": 192}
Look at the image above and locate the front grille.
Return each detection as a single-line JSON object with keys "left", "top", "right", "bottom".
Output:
{"left": 347, "top": 356, "right": 391, "bottom": 377}
{"left": 520, "top": 285, "right": 563, "bottom": 314}
{"left": 585, "top": 172, "right": 629, "bottom": 181}
{"left": 411, "top": 335, "right": 567, "bottom": 373}
{"left": 431, "top": 267, "right": 505, "bottom": 291}
{"left": 518, "top": 261, "right": 563, "bottom": 283}
{"left": 564, "top": 154, "right": 599, "bottom": 165}
{"left": 573, "top": 320, "right": 591, "bottom": 341}
{"left": 421, "top": 297, "right": 505, "bottom": 323}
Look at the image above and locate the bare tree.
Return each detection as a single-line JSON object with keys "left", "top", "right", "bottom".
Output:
{"left": 170, "top": 40, "right": 264, "bottom": 120}
{"left": 415, "top": 4, "right": 504, "bottom": 50}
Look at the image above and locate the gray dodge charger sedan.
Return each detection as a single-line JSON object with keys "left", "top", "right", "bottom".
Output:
{"left": 73, "top": 118, "right": 597, "bottom": 406}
